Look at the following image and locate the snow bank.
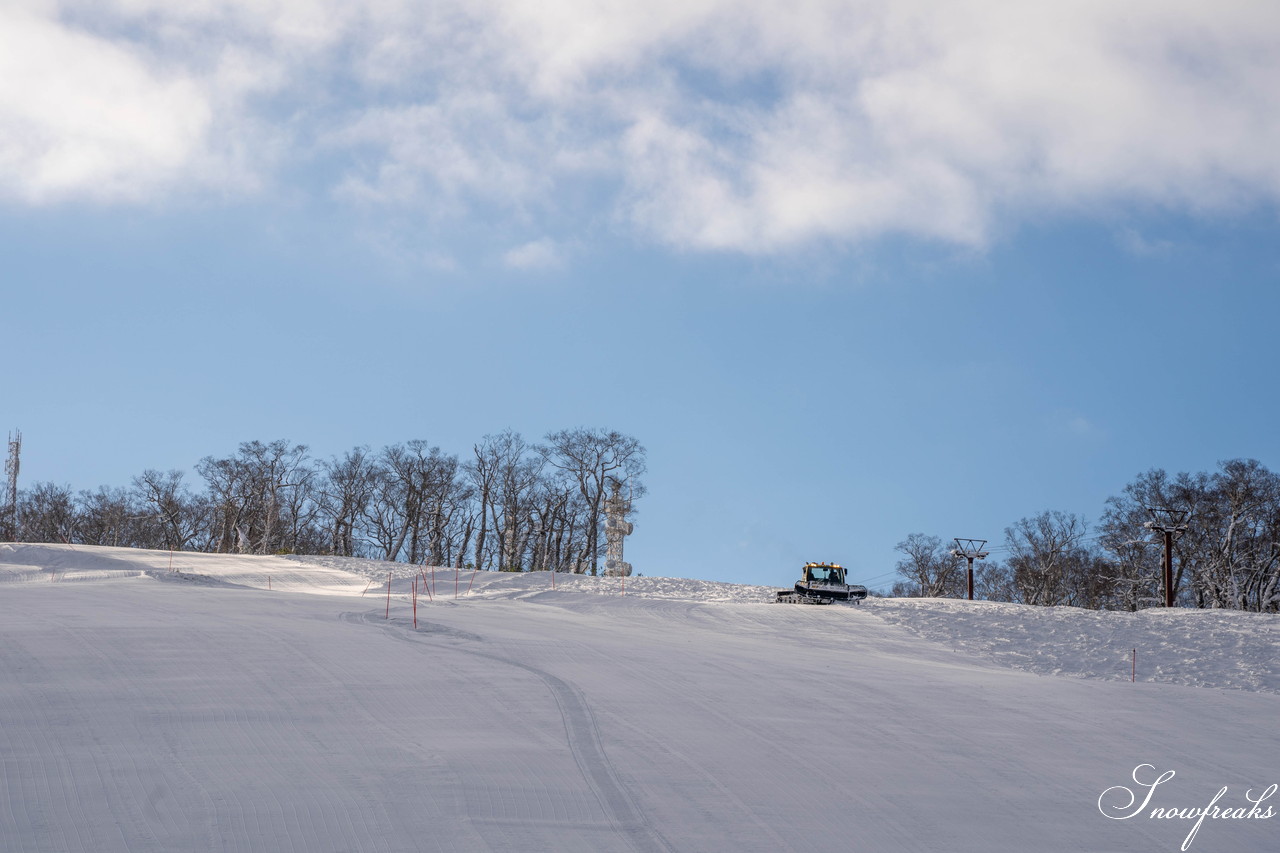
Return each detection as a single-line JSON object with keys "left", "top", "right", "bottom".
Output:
{"left": 1, "top": 543, "right": 368, "bottom": 595}
{"left": 285, "top": 554, "right": 779, "bottom": 604}
{"left": 866, "top": 597, "right": 1280, "bottom": 694}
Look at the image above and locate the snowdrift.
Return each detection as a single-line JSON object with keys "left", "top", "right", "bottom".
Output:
{"left": 1, "top": 543, "right": 1276, "bottom": 853}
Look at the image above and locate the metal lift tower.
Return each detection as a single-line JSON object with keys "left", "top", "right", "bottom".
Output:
{"left": 1144, "top": 507, "right": 1190, "bottom": 607}
{"left": 950, "top": 538, "right": 989, "bottom": 601}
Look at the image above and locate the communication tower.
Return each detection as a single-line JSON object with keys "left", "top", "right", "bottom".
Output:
{"left": 3, "top": 430, "right": 20, "bottom": 541}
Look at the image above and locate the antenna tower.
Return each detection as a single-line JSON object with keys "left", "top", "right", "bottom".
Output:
{"left": 3, "top": 430, "right": 20, "bottom": 541}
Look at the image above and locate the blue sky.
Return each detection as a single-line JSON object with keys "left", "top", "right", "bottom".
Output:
{"left": 4, "top": 1, "right": 1279, "bottom": 588}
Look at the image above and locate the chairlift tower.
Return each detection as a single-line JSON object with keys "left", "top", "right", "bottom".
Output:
{"left": 602, "top": 478, "right": 634, "bottom": 577}
{"left": 1144, "top": 507, "right": 1190, "bottom": 607}
{"left": 950, "top": 538, "right": 989, "bottom": 601}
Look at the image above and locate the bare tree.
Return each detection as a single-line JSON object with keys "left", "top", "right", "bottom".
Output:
{"left": 243, "top": 440, "right": 312, "bottom": 554}
{"left": 418, "top": 451, "right": 470, "bottom": 567}
{"left": 17, "top": 482, "right": 76, "bottom": 544}
{"left": 1101, "top": 461, "right": 1280, "bottom": 612}
{"left": 1004, "top": 510, "right": 1099, "bottom": 607}
{"left": 11, "top": 427, "right": 654, "bottom": 577}
{"left": 891, "top": 533, "right": 963, "bottom": 597}
{"left": 362, "top": 441, "right": 464, "bottom": 564}
{"left": 317, "top": 447, "right": 378, "bottom": 557}
{"left": 466, "top": 435, "right": 502, "bottom": 571}
{"left": 1099, "top": 469, "right": 1171, "bottom": 609}
{"left": 1196, "top": 459, "right": 1280, "bottom": 611}
{"left": 76, "top": 486, "right": 139, "bottom": 547}
{"left": 484, "top": 431, "right": 543, "bottom": 571}
{"left": 365, "top": 443, "right": 419, "bottom": 562}
{"left": 973, "top": 559, "right": 1015, "bottom": 602}
{"left": 131, "top": 469, "right": 206, "bottom": 551}
{"left": 197, "top": 440, "right": 311, "bottom": 553}
{"left": 539, "top": 428, "right": 646, "bottom": 574}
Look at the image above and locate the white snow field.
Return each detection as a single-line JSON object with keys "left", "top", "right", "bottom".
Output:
{"left": 1, "top": 544, "right": 1276, "bottom": 853}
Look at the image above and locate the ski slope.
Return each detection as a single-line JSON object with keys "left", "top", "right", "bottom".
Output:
{"left": 1, "top": 544, "right": 1276, "bottom": 852}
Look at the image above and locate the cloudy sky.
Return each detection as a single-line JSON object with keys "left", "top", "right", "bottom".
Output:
{"left": 5, "top": 0, "right": 1279, "bottom": 586}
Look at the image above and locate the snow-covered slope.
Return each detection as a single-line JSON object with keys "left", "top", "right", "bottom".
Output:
{"left": 1, "top": 544, "right": 1276, "bottom": 853}
{"left": 0, "top": 543, "right": 369, "bottom": 595}
{"left": 868, "top": 597, "right": 1280, "bottom": 694}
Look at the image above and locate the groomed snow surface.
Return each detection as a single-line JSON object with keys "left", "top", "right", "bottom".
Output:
{"left": 1, "top": 544, "right": 1276, "bottom": 852}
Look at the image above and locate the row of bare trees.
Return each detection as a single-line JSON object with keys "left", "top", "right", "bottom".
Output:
{"left": 10, "top": 429, "right": 646, "bottom": 575}
{"left": 891, "top": 458, "right": 1280, "bottom": 612}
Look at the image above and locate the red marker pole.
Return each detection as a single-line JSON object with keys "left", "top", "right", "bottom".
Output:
{"left": 466, "top": 567, "right": 478, "bottom": 594}
{"left": 412, "top": 579, "right": 418, "bottom": 629}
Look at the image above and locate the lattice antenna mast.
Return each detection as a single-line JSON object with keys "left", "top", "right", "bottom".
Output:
{"left": 1144, "top": 507, "right": 1190, "bottom": 607}
{"left": 4, "top": 430, "right": 20, "bottom": 542}
{"left": 602, "top": 477, "right": 634, "bottom": 577}
{"left": 950, "top": 538, "right": 989, "bottom": 601}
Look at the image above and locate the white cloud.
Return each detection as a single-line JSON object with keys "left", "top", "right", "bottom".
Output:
{"left": 502, "top": 238, "right": 564, "bottom": 271}
{"left": 1117, "top": 228, "right": 1175, "bottom": 258}
{"left": 3, "top": 1, "right": 1279, "bottom": 253}
{"left": 0, "top": 6, "right": 213, "bottom": 202}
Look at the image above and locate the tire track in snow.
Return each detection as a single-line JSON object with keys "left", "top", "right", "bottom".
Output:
{"left": 349, "top": 611, "right": 676, "bottom": 853}
{"left": 556, "top": 603, "right": 931, "bottom": 852}
{"left": 474, "top": 655, "right": 676, "bottom": 853}
{"left": 639, "top": 678, "right": 920, "bottom": 851}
